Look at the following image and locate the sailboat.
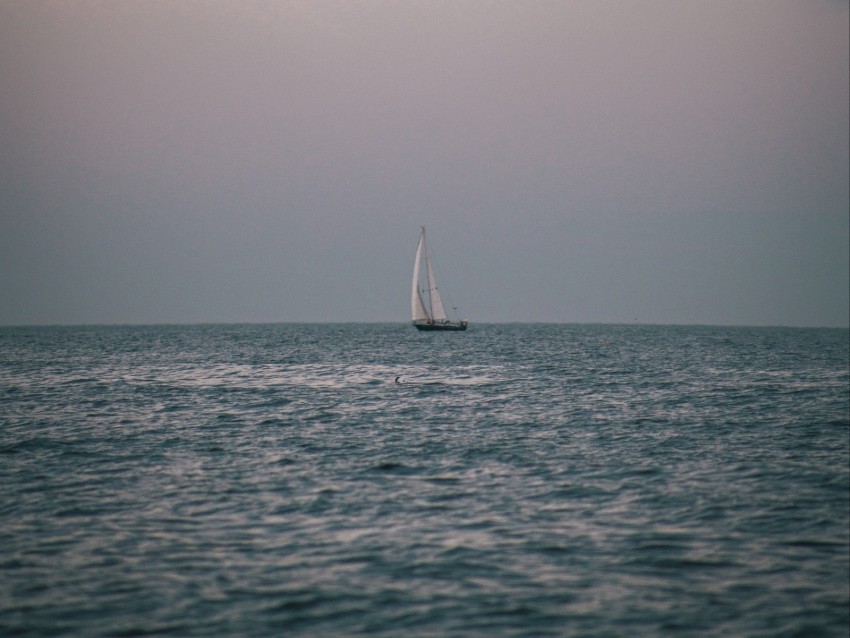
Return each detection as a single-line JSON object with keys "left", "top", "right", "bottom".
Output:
{"left": 411, "top": 226, "right": 468, "bottom": 331}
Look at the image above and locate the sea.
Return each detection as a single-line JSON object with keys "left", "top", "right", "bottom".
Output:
{"left": 0, "top": 323, "right": 847, "bottom": 637}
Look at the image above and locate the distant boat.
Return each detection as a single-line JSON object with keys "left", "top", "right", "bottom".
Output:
{"left": 411, "top": 226, "right": 468, "bottom": 331}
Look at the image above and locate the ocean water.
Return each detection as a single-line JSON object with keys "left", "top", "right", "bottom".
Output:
{"left": 0, "top": 323, "right": 847, "bottom": 637}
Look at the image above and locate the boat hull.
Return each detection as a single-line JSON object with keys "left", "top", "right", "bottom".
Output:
{"left": 413, "top": 320, "right": 468, "bottom": 331}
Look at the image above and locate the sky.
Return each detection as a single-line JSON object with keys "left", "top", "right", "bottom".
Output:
{"left": 1, "top": 0, "right": 847, "bottom": 327}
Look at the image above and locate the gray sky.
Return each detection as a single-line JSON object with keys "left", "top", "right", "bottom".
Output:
{"left": 1, "top": 0, "right": 847, "bottom": 327}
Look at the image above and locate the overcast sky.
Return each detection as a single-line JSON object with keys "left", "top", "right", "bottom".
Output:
{"left": 1, "top": 0, "right": 847, "bottom": 326}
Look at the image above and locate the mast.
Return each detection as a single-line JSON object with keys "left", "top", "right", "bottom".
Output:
{"left": 423, "top": 227, "right": 448, "bottom": 321}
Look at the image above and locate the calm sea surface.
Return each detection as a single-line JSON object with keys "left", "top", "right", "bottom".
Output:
{"left": 1, "top": 323, "right": 848, "bottom": 637}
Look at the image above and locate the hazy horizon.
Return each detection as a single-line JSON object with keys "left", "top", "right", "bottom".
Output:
{"left": 2, "top": 321, "right": 847, "bottom": 331}
{"left": 2, "top": 1, "right": 848, "bottom": 328}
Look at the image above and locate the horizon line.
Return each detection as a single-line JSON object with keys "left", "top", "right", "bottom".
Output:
{"left": 1, "top": 320, "right": 847, "bottom": 330}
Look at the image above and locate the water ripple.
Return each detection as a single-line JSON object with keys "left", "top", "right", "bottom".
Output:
{"left": 0, "top": 324, "right": 847, "bottom": 636}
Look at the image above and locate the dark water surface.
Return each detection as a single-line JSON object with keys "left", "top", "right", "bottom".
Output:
{"left": 1, "top": 323, "right": 848, "bottom": 636}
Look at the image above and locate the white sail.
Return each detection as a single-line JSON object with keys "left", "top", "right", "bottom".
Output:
{"left": 411, "top": 231, "right": 429, "bottom": 322}
{"left": 425, "top": 251, "right": 448, "bottom": 321}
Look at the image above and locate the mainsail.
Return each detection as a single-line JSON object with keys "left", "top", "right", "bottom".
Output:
{"left": 411, "top": 231, "right": 429, "bottom": 322}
